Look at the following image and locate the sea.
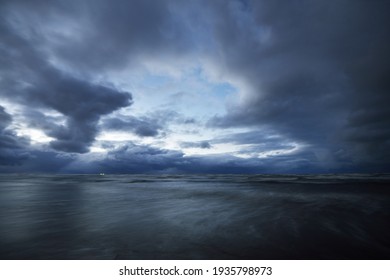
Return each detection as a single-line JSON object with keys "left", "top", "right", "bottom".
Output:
{"left": 0, "top": 174, "right": 389, "bottom": 259}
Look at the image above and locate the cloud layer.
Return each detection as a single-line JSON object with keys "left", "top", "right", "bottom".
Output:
{"left": 0, "top": 0, "right": 389, "bottom": 173}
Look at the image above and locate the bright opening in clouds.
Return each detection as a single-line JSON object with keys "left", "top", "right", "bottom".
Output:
{"left": 0, "top": 0, "right": 389, "bottom": 173}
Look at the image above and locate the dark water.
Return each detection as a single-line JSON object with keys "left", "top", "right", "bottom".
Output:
{"left": 0, "top": 174, "right": 389, "bottom": 260}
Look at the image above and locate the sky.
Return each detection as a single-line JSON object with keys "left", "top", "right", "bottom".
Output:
{"left": 0, "top": 0, "right": 389, "bottom": 174}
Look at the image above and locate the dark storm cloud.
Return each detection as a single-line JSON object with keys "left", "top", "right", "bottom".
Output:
{"left": 13, "top": 0, "right": 200, "bottom": 72}
{"left": 0, "top": 1, "right": 132, "bottom": 153}
{"left": 25, "top": 72, "right": 132, "bottom": 153}
{"left": 8, "top": 66, "right": 132, "bottom": 153}
{"left": 1, "top": 0, "right": 389, "bottom": 173}
{"left": 0, "top": 149, "right": 75, "bottom": 173}
{"left": 0, "top": 106, "right": 30, "bottom": 165}
{"left": 208, "top": 0, "right": 390, "bottom": 169}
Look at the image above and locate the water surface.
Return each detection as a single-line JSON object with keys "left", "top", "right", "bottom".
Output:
{"left": 0, "top": 174, "right": 389, "bottom": 259}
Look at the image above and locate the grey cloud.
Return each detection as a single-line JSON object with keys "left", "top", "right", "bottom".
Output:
{"left": 208, "top": 0, "right": 390, "bottom": 169}
{"left": 87, "top": 143, "right": 186, "bottom": 174}
{"left": 1, "top": 0, "right": 389, "bottom": 173}
{"left": 0, "top": 107, "right": 12, "bottom": 130}
{"left": 0, "top": 106, "right": 30, "bottom": 165}
{"left": 180, "top": 141, "right": 212, "bottom": 149}
{"left": 64, "top": 143, "right": 259, "bottom": 174}
{"left": 215, "top": 130, "right": 289, "bottom": 146}
{"left": 103, "top": 116, "right": 162, "bottom": 137}
{"left": 65, "top": 142, "right": 328, "bottom": 174}
{"left": 0, "top": 2, "right": 132, "bottom": 153}
{"left": 102, "top": 110, "right": 182, "bottom": 138}
{"left": 209, "top": 130, "right": 298, "bottom": 158}
{"left": 0, "top": 150, "right": 75, "bottom": 173}
{"left": 182, "top": 118, "right": 197, "bottom": 124}
{"left": 16, "top": 69, "right": 132, "bottom": 153}
{"left": 9, "top": 0, "right": 201, "bottom": 72}
{"left": 25, "top": 73, "right": 132, "bottom": 153}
